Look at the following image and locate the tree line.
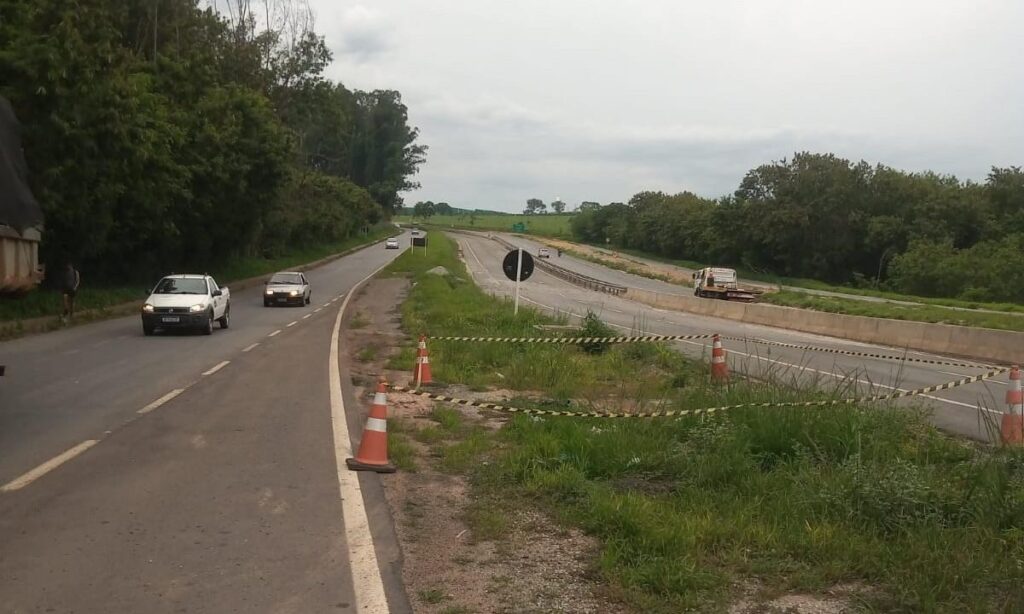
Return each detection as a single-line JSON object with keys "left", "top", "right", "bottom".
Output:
{"left": 0, "top": 0, "right": 425, "bottom": 282}
{"left": 571, "top": 153, "right": 1024, "bottom": 302}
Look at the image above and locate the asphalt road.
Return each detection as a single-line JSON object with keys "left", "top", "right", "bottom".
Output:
{"left": 456, "top": 232, "right": 1009, "bottom": 442}
{"left": 0, "top": 235, "right": 411, "bottom": 612}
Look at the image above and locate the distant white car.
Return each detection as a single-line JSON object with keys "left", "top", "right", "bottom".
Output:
{"left": 264, "top": 271, "right": 311, "bottom": 307}
{"left": 410, "top": 229, "right": 421, "bottom": 236}
{"left": 385, "top": 238, "right": 400, "bottom": 249}
{"left": 538, "top": 248, "right": 550, "bottom": 259}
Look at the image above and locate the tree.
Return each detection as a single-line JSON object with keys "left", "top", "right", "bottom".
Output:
{"left": 434, "top": 201, "right": 453, "bottom": 215}
{"left": 524, "top": 198, "right": 546, "bottom": 214}
{"left": 550, "top": 199, "right": 566, "bottom": 214}
{"left": 579, "top": 201, "right": 601, "bottom": 212}
{"left": 413, "top": 201, "right": 435, "bottom": 219}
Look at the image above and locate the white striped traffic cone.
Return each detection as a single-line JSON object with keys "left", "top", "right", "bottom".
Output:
{"left": 711, "top": 334, "right": 729, "bottom": 383}
{"left": 1001, "top": 366, "right": 1023, "bottom": 445}
{"left": 346, "top": 377, "right": 396, "bottom": 473}
{"left": 413, "top": 334, "right": 432, "bottom": 387}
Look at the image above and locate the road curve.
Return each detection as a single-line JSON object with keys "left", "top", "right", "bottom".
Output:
{"left": 455, "top": 232, "right": 1007, "bottom": 442}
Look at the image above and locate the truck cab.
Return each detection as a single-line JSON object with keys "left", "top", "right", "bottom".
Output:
{"left": 693, "top": 267, "right": 759, "bottom": 302}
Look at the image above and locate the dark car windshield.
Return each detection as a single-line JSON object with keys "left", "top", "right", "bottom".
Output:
{"left": 269, "top": 273, "right": 303, "bottom": 285}
{"left": 154, "top": 278, "right": 208, "bottom": 294}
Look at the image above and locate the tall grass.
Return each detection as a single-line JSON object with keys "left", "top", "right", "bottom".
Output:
{"left": 391, "top": 230, "right": 1024, "bottom": 612}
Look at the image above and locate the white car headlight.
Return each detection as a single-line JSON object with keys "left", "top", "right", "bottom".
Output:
{"left": 265, "top": 289, "right": 274, "bottom": 295}
{"left": 289, "top": 290, "right": 299, "bottom": 296}
{"left": 142, "top": 303, "right": 154, "bottom": 313}
{"left": 189, "top": 304, "right": 205, "bottom": 313}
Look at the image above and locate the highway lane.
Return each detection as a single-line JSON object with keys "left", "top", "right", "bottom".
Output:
{"left": 0, "top": 235, "right": 410, "bottom": 612}
{"left": 455, "top": 233, "right": 1007, "bottom": 442}
{"left": 0, "top": 232, "right": 407, "bottom": 488}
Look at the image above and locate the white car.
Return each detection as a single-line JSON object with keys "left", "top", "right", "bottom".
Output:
{"left": 538, "top": 248, "right": 550, "bottom": 258}
{"left": 264, "top": 271, "right": 311, "bottom": 307}
{"left": 142, "top": 274, "right": 230, "bottom": 336}
{"left": 385, "top": 237, "right": 400, "bottom": 249}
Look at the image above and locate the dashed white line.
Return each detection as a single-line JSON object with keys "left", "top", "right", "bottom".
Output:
{"left": 242, "top": 342, "right": 260, "bottom": 352}
{"left": 323, "top": 303, "right": 331, "bottom": 307}
{"left": 315, "top": 308, "right": 323, "bottom": 313}
{"left": 302, "top": 314, "right": 312, "bottom": 320}
{"left": 1, "top": 440, "right": 99, "bottom": 492}
{"left": 202, "top": 360, "right": 230, "bottom": 376}
{"left": 286, "top": 321, "right": 298, "bottom": 327}
{"left": 268, "top": 329, "right": 282, "bottom": 337}
{"left": 137, "top": 388, "right": 186, "bottom": 414}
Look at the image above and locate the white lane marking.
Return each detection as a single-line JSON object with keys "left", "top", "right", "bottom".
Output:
{"left": 323, "top": 303, "right": 331, "bottom": 307}
{"left": 329, "top": 261, "right": 394, "bottom": 613}
{"left": 242, "top": 343, "right": 260, "bottom": 353}
{"left": 138, "top": 388, "right": 186, "bottom": 414}
{"left": 2, "top": 440, "right": 99, "bottom": 492}
{"left": 268, "top": 329, "right": 282, "bottom": 337}
{"left": 302, "top": 314, "right": 312, "bottom": 320}
{"left": 287, "top": 321, "right": 298, "bottom": 327}
{"left": 202, "top": 360, "right": 230, "bottom": 376}
{"left": 315, "top": 308, "right": 323, "bottom": 313}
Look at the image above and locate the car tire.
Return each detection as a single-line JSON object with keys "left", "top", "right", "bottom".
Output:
{"left": 264, "top": 299, "right": 271, "bottom": 307}
{"left": 305, "top": 294, "right": 311, "bottom": 305}
{"left": 202, "top": 312, "right": 214, "bottom": 335}
{"left": 218, "top": 308, "right": 230, "bottom": 329}
{"left": 143, "top": 322, "right": 155, "bottom": 336}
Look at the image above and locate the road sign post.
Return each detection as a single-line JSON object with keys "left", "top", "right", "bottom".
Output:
{"left": 501, "top": 249, "right": 534, "bottom": 315}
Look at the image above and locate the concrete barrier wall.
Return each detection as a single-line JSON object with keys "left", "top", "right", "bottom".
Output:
{"left": 625, "top": 288, "right": 1024, "bottom": 364}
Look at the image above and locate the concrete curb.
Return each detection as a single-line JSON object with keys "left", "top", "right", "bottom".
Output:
{"left": 624, "top": 288, "right": 1024, "bottom": 365}
{"left": 0, "top": 235, "right": 390, "bottom": 342}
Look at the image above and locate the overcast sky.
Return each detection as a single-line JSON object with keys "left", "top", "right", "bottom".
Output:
{"left": 308, "top": 0, "right": 1023, "bottom": 211}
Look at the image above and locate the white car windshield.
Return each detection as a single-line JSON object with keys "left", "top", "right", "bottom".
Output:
{"left": 269, "top": 273, "right": 303, "bottom": 285}
{"left": 154, "top": 278, "right": 208, "bottom": 294}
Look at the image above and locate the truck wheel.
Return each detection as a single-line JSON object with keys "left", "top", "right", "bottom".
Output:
{"left": 202, "top": 312, "right": 214, "bottom": 335}
{"left": 218, "top": 308, "right": 230, "bottom": 329}
{"left": 143, "top": 322, "right": 155, "bottom": 336}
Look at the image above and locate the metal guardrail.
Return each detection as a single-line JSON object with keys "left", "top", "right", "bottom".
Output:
{"left": 485, "top": 234, "right": 627, "bottom": 296}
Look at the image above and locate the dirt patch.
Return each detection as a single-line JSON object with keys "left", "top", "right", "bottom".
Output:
{"left": 343, "top": 278, "right": 630, "bottom": 613}
{"left": 729, "top": 581, "right": 865, "bottom": 614}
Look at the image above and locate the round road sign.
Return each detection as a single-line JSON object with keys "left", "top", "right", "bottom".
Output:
{"left": 502, "top": 249, "right": 535, "bottom": 282}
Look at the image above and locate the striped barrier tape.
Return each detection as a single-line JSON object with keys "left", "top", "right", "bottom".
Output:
{"left": 390, "top": 366, "right": 1009, "bottom": 419}
{"left": 428, "top": 333, "right": 998, "bottom": 370}
{"left": 719, "top": 335, "right": 998, "bottom": 370}
{"left": 430, "top": 333, "right": 716, "bottom": 343}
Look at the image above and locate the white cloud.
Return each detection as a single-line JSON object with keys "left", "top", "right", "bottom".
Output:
{"left": 308, "top": 0, "right": 1024, "bottom": 210}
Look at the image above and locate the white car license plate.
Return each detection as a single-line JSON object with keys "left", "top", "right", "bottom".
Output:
{"left": 277, "top": 297, "right": 287, "bottom": 302}
{"left": 162, "top": 316, "right": 180, "bottom": 323}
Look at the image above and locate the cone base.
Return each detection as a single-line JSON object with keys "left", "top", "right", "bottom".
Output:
{"left": 346, "top": 457, "right": 397, "bottom": 473}
{"left": 1000, "top": 414, "right": 1023, "bottom": 446}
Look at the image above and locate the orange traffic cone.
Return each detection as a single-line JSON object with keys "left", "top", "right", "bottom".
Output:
{"left": 346, "top": 377, "right": 396, "bottom": 473}
{"left": 711, "top": 334, "right": 729, "bottom": 384}
{"left": 1001, "top": 365, "right": 1023, "bottom": 446}
{"left": 413, "top": 334, "right": 432, "bottom": 387}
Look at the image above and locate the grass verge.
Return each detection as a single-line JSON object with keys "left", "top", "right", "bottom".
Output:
{"left": 386, "top": 231, "right": 1024, "bottom": 612}
{"left": 0, "top": 225, "right": 396, "bottom": 326}
{"left": 762, "top": 290, "right": 1024, "bottom": 332}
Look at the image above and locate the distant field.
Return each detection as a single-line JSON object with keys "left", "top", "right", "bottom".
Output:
{"left": 395, "top": 213, "right": 574, "bottom": 237}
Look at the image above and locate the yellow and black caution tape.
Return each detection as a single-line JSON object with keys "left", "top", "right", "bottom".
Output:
{"left": 429, "top": 332, "right": 998, "bottom": 370}
{"left": 390, "top": 366, "right": 1008, "bottom": 419}
{"left": 720, "top": 335, "right": 998, "bottom": 370}
{"left": 429, "top": 333, "right": 716, "bottom": 343}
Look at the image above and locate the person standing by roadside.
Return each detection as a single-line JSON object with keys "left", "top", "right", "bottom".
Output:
{"left": 61, "top": 262, "right": 80, "bottom": 324}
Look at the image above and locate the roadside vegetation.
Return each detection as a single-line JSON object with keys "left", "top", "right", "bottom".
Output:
{"left": 762, "top": 290, "right": 1024, "bottom": 333}
{"left": 382, "top": 232, "right": 1024, "bottom": 612}
{"left": 570, "top": 154, "right": 1024, "bottom": 304}
{"left": 2, "top": 0, "right": 423, "bottom": 292}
